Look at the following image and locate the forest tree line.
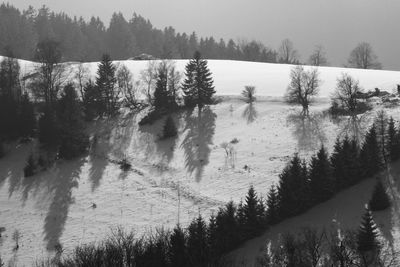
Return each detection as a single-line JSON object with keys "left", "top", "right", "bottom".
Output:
{"left": 0, "top": 3, "right": 383, "bottom": 69}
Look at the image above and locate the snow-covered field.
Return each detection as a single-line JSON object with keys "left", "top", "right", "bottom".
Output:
{"left": 1, "top": 58, "right": 400, "bottom": 265}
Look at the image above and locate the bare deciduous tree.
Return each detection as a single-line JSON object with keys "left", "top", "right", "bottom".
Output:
{"left": 116, "top": 64, "right": 143, "bottom": 110}
{"left": 140, "top": 61, "right": 158, "bottom": 105}
{"left": 278, "top": 38, "right": 300, "bottom": 64}
{"left": 286, "top": 66, "right": 320, "bottom": 114}
{"left": 333, "top": 73, "right": 364, "bottom": 115}
{"left": 300, "top": 227, "right": 326, "bottom": 267}
{"left": 348, "top": 42, "right": 382, "bottom": 69}
{"left": 309, "top": 45, "right": 328, "bottom": 66}
{"left": 74, "top": 63, "right": 90, "bottom": 102}
{"left": 30, "top": 39, "right": 68, "bottom": 106}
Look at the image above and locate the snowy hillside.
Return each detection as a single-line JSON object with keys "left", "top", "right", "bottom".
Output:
{"left": 1, "top": 58, "right": 400, "bottom": 265}
{"left": 5, "top": 56, "right": 400, "bottom": 98}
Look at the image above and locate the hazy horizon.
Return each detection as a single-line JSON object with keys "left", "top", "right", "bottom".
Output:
{"left": 8, "top": 0, "right": 400, "bottom": 70}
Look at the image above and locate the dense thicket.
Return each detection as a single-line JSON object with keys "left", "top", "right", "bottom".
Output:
{"left": 0, "top": 3, "right": 279, "bottom": 63}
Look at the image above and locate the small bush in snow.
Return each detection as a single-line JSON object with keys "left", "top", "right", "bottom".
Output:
{"left": 230, "top": 138, "right": 239, "bottom": 144}
{"left": 119, "top": 157, "right": 132, "bottom": 171}
{"left": 241, "top": 86, "right": 256, "bottom": 103}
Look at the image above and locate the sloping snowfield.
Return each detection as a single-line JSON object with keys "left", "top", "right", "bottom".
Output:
{"left": 1, "top": 58, "right": 400, "bottom": 265}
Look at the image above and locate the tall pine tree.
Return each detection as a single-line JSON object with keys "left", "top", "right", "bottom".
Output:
{"left": 238, "top": 185, "right": 265, "bottom": 238}
{"left": 309, "top": 146, "right": 334, "bottom": 204}
{"left": 17, "top": 92, "right": 36, "bottom": 138}
{"left": 387, "top": 117, "right": 400, "bottom": 161}
{"left": 278, "top": 154, "right": 310, "bottom": 218}
{"left": 360, "top": 124, "right": 382, "bottom": 179}
{"left": 169, "top": 225, "right": 187, "bottom": 267}
{"left": 266, "top": 185, "right": 280, "bottom": 225}
{"left": 57, "top": 84, "right": 89, "bottom": 159}
{"left": 187, "top": 214, "right": 209, "bottom": 266}
{"left": 96, "top": 54, "right": 118, "bottom": 116}
{"left": 182, "top": 51, "right": 215, "bottom": 112}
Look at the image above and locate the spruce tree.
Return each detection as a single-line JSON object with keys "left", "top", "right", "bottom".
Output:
{"left": 187, "top": 214, "right": 209, "bottom": 266}
{"left": 96, "top": 54, "right": 118, "bottom": 116}
{"left": 182, "top": 51, "right": 215, "bottom": 111}
{"left": 357, "top": 207, "right": 379, "bottom": 253}
{"left": 331, "top": 137, "right": 345, "bottom": 190}
{"left": 360, "top": 124, "right": 382, "bottom": 179}
{"left": 309, "top": 146, "right": 334, "bottom": 204}
{"left": 387, "top": 117, "right": 400, "bottom": 161}
{"left": 0, "top": 56, "right": 21, "bottom": 139}
{"left": 82, "top": 80, "right": 102, "bottom": 120}
{"left": 278, "top": 154, "right": 310, "bottom": 218}
{"left": 240, "top": 185, "right": 264, "bottom": 238}
{"left": 266, "top": 185, "right": 280, "bottom": 224}
{"left": 153, "top": 65, "right": 169, "bottom": 111}
{"left": 169, "top": 225, "right": 187, "bottom": 267}
{"left": 215, "top": 201, "right": 239, "bottom": 254}
{"left": 163, "top": 116, "right": 177, "bottom": 139}
{"left": 18, "top": 92, "right": 36, "bottom": 138}
{"left": 369, "top": 179, "right": 391, "bottom": 211}
{"left": 38, "top": 105, "right": 59, "bottom": 146}
{"left": 57, "top": 84, "right": 89, "bottom": 159}
{"left": 207, "top": 214, "right": 218, "bottom": 262}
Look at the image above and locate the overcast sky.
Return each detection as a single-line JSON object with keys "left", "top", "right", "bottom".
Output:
{"left": 10, "top": 0, "right": 400, "bottom": 70}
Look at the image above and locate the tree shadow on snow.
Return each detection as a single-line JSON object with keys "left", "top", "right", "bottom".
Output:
{"left": 0, "top": 143, "right": 31, "bottom": 197}
{"left": 42, "top": 157, "right": 86, "bottom": 251}
{"left": 286, "top": 111, "right": 327, "bottom": 151}
{"left": 88, "top": 117, "right": 115, "bottom": 192}
{"left": 335, "top": 114, "right": 368, "bottom": 145}
{"left": 241, "top": 103, "right": 258, "bottom": 124}
{"left": 180, "top": 106, "right": 216, "bottom": 182}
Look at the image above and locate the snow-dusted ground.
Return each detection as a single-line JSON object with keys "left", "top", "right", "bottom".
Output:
{"left": 1, "top": 58, "right": 400, "bottom": 265}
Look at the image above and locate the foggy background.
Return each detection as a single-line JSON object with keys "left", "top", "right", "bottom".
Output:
{"left": 10, "top": 0, "right": 400, "bottom": 70}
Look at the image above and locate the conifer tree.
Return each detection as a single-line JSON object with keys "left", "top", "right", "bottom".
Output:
{"left": 239, "top": 185, "right": 264, "bottom": 237}
{"left": 360, "top": 125, "right": 382, "bottom": 179}
{"left": 182, "top": 51, "right": 215, "bottom": 111}
{"left": 266, "top": 185, "right": 280, "bottom": 224}
{"left": 207, "top": 214, "right": 218, "bottom": 262}
{"left": 215, "top": 201, "right": 239, "bottom": 254}
{"left": 169, "top": 225, "right": 187, "bottom": 267}
{"left": 387, "top": 117, "right": 400, "bottom": 161}
{"left": 187, "top": 214, "right": 209, "bottom": 266}
{"left": 96, "top": 54, "right": 119, "bottom": 115}
{"left": 345, "top": 137, "right": 362, "bottom": 186}
{"left": 38, "top": 105, "right": 59, "bottom": 146}
{"left": 153, "top": 65, "right": 169, "bottom": 111}
{"left": 0, "top": 56, "right": 21, "bottom": 139}
{"left": 331, "top": 137, "right": 345, "bottom": 190}
{"left": 163, "top": 115, "right": 177, "bottom": 139}
{"left": 17, "top": 92, "right": 36, "bottom": 137}
{"left": 309, "top": 146, "right": 334, "bottom": 204}
{"left": 369, "top": 179, "right": 391, "bottom": 211}
{"left": 57, "top": 84, "right": 89, "bottom": 159}
{"left": 357, "top": 207, "right": 380, "bottom": 253}
{"left": 83, "top": 80, "right": 103, "bottom": 120}
{"left": 278, "top": 154, "right": 310, "bottom": 218}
